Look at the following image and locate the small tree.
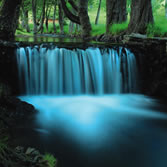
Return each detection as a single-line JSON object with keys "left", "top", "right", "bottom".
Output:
{"left": 95, "top": 0, "right": 102, "bottom": 25}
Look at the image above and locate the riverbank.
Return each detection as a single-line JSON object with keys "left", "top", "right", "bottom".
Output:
{"left": 0, "top": 84, "right": 57, "bottom": 167}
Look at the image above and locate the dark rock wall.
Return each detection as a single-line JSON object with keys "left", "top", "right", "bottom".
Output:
{"left": 138, "top": 43, "right": 167, "bottom": 97}
{"left": 0, "top": 45, "right": 19, "bottom": 95}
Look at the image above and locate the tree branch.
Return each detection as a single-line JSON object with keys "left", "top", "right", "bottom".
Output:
{"left": 68, "top": 0, "right": 78, "bottom": 12}
{"left": 60, "top": 0, "right": 80, "bottom": 24}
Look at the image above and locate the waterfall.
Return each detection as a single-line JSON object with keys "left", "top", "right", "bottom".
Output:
{"left": 16, "top": 46, "right": 138, "bottom": 95}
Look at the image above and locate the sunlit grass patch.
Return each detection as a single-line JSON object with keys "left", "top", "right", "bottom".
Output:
{"left": 147, "top": 15, "right": 167, "bottom": 37}
{"left": 109, "top": 22, "right": 129, "bottom": 35}
{"left": 91, "top": 24, "right": 106, "bottom": 36}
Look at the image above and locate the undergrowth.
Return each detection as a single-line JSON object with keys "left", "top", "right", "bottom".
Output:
{"left": 0, "top": 135, "right": 8, "bottom": 158}
{"left": 147, "top": 15, "right": 167, "bottom": 37}
{"left": 43, "top": 153, "right": 57, "bottom": 167}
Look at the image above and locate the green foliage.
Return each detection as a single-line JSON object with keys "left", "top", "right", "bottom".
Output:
{"left": 109, "top": 22, "right": 129, "bottom": 35}
{"left": 89, "top": 0, "right": 106, "bottom": 11}
{"left": 91, "top": 24, "right": 105, "bottom": 36}
{"left": 152, "top": 0, "right": 164, "bottom": 14}
{"left": 16, "top": 29, "right": 33, "bottom": 35}
{"left": 147, "top": 15, "right": 167, "bottom": 37}
{"left": 15, "top": 0, "right": 167, "bottom": 37}
{"left": 43, "top": 153, "right": 57, "bottom": 167}
{"left": 16, "top": 25, "right": 33, "bottom": 35}
{"left": 127, "top": 0, "right": 131, "bottom": 13}
{"left": 22, "top": 0, "right": 32, "bottom": 11}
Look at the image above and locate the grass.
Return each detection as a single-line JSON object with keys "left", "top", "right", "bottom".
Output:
{"left": 109, "top": 22, "right": 129, "bottom": 35}
{"left": 43, "top": 153, "right": 57, "bottom": 167}
{"left": 91, "top": 24, "right": 106, "bottom": 36}
{"left": 16, "top": 23, "right": 71, "bottom": 35}
{"left": 147, "top": 15, "right": 167, "bottom": 37}
{"left": 16, "top": 29, "right": 33, "bottom": 36}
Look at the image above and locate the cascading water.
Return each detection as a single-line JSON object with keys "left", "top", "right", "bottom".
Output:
{"left": 16, "top": 45, "right": 167, "bottom": 167}
{"left": 16, "top": 45, "right": 137, "bottom": 95}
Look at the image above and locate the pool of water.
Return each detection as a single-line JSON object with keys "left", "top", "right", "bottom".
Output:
{"left": 16, "top": 94, "right": 167, "bottom": 167}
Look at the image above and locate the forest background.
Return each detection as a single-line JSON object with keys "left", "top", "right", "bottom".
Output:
{"left": 0, "top": 0, "right": 167, "bottom": 38}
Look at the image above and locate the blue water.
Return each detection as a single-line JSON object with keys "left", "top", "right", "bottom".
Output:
{"left": 16, "top": 46, "right": 167, "bottom": 167}
{"left": 16, "top": 46, "right": 137, "bottom": 95}
{"left": 19, "top": 94, "right": 167, "bottom": 167}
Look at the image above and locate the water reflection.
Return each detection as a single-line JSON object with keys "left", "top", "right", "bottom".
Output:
{"left": 15, "top": 35, "right": 84, "bottom": 43}
{"left": 19, "top": 94, "right": 167, "bottom": 167}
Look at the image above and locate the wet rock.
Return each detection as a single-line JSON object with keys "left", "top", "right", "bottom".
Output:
{"left": 2, "top": 96, "right": 35, "bottom": 114}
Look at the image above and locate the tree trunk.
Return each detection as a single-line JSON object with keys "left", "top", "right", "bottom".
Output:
{"left": 69, "top": 21, "right": 74, "bottom": 34}
{"left": 75, "top": 24, "right": 80, "bottom": 34}
{"left": 61, "top": 0, "right": 91, "bottom": 37}
{"left": 60, "top": 0, "right": 80, "bottom": 24}
{"left": 0, "top": 0, "right": 22, "bottom": 40}
{"left": 45, "top": 3, "right": 51, "bottom": 33}
{"left": 21, "top": 6, "right": 30, "bottom": 33}
{"left": 165, "top": 0, "right": 167, "bottom": 18}
{"left": 32, "top": 0, "right": 37, "bottom": 34}
{"left": 32, "top": 0, "right": 46, "bottom": 34}
{"left": 58, "top": 2, "right": 64, "bottom": 34}
{"left": 127, "top": 0, "right": 154, "bottom": 34}
{"left": 78, "top": 0, "right": 91, "bottom": 38}
{"left": 68, "top": 0, "right": 78, "bottom": 12}
{"left": 95, "top": 0, "right": 102, "bottom": 25}
{"left": 20, "top": 11, "right": 26, "bottom": 29}
{"left": 37, "top": 0, "right": 46, "bottom": 34}
{"left": 69, "top": 8, "right": 76, "bottom": 35}
{"left": 53, "top": 0, "right": 57, "bottom": 33}
{"left": 106, "top": 0, "right": 127, "bottom": 33}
